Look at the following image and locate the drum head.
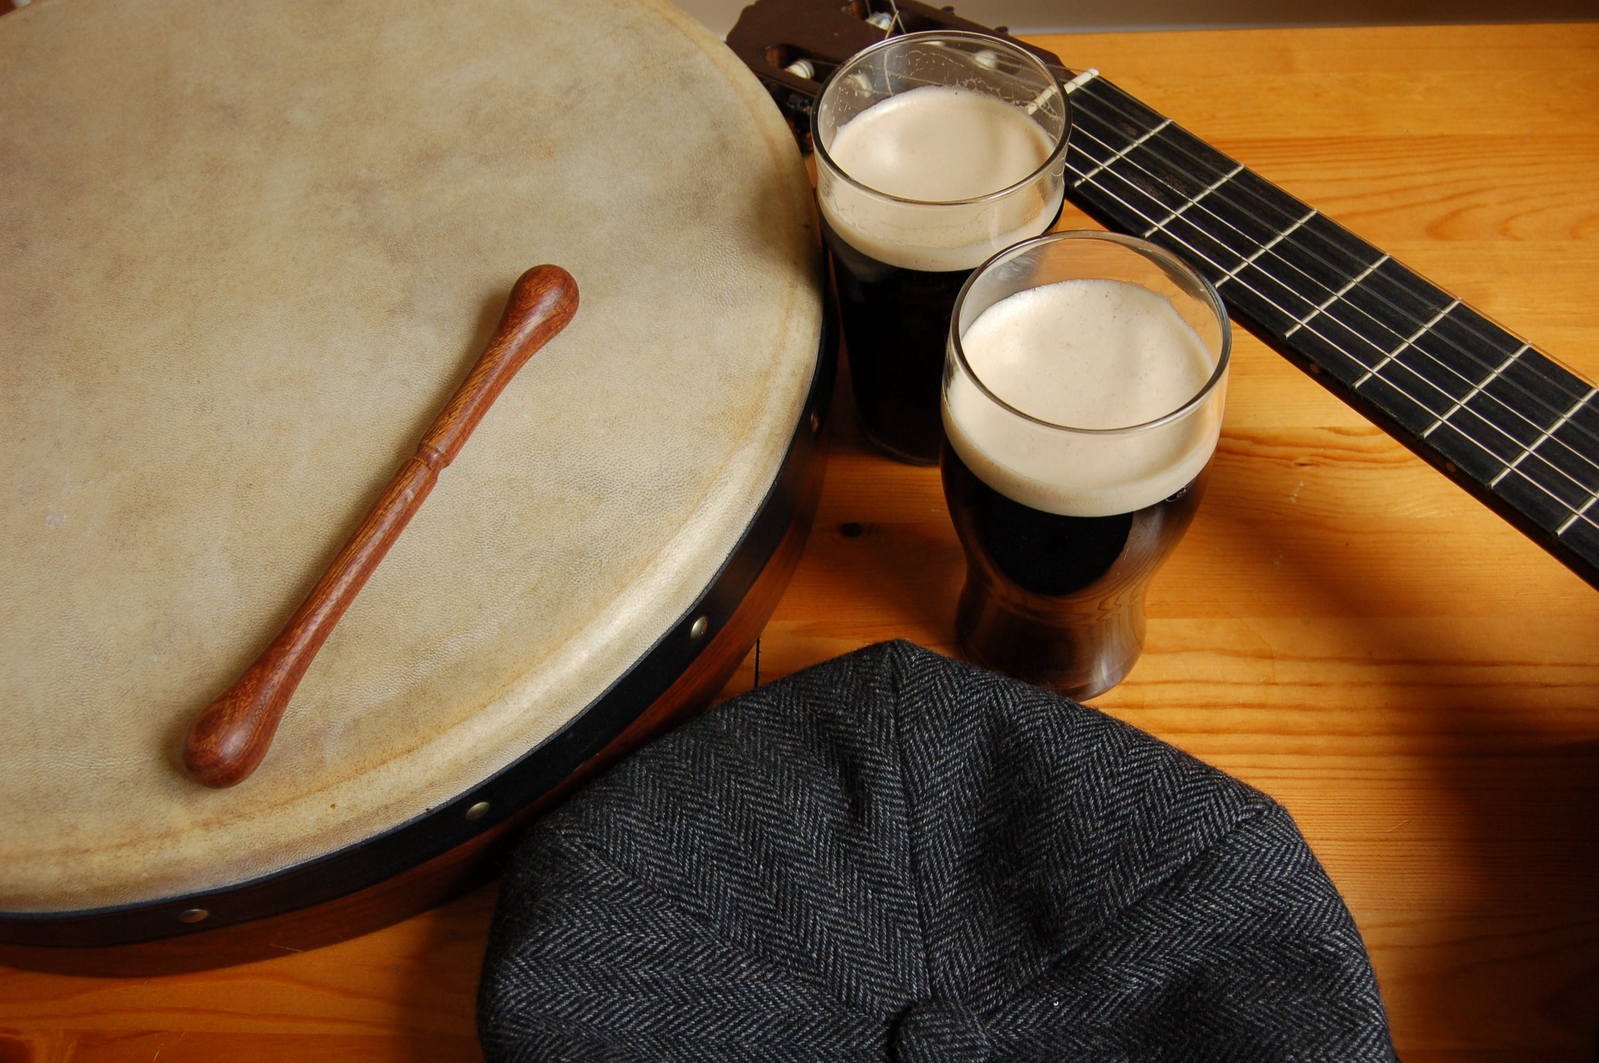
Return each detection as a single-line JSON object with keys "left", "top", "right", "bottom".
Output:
{"left": 0, "top": 0, "right": 821, "bottom": 924}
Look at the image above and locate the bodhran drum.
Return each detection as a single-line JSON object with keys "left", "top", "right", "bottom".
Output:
{"left": 0, "top": 0, "right": 826, "bottom": 959}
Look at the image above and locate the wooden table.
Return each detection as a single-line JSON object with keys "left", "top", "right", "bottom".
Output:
{"left": 3, "top": 19, "right": 1597, "bottom": 1063}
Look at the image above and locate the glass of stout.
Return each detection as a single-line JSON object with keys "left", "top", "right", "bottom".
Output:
{"left": 941, "top": 231, "right": 1230, "bottom": 699}
{"left": 813, "top": 31, "right": 1070, "bottom": 465}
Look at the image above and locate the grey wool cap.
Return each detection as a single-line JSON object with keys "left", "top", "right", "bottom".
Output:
{"left": 478, "top": 640, "right": 1396, "bottom": 1062}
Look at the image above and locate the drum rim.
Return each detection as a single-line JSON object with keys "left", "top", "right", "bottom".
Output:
{"left": 0, "top": 328, "right": 832, "bottom": 949}
{"left": 1, "top": 0, "right": 823, "bottom": 917}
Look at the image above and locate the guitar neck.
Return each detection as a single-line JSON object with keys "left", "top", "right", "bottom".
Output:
{"left": 726, "top": 0, "right": 1599, "bottom": 588}
{"left": 1058, "top": 69, "right": 1599, "bottom": 587}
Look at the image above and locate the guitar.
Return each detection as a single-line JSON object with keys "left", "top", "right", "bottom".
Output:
{"left": 728, "top": 0, "right": 1599, "bottom": 589}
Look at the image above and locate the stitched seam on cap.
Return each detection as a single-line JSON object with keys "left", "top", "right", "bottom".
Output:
{"left": 535, "top": 825, "right": 887, "bottom": 1025}
{"left": 991, "top": 796, "right": 1277, "bottom": 1013}
{"left": 887, "top": 644, "right": 936, "bottom": 998}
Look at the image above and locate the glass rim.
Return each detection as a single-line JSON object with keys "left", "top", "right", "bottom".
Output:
{"left": 948, "top": 229, "right": 1233, "bottom": 436}
{"left": 811, "top": 30, "right": 1072, "bottom": 209}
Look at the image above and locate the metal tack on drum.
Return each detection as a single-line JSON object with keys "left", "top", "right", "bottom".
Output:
{"left": 0, "top": 0, "right": 829, "bottom": 962}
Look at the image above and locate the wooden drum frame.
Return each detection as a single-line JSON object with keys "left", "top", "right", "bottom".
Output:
{"left": 0, "top": 0, "right": 831, "bottom": 967}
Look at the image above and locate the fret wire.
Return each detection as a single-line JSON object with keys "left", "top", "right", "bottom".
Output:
{"left": 1071, "top": 117, "right": 1171, "bottom": 187}
{"left": 1215, "top": 208, "right": 1319, "bottom": 284}
{"left": 1141, "top": 163, "right": 1244, "bottom": 239}
{"left": 1490, "top": 387, "right": 1599, "bottom": 489}
{"left": 1422, "top": 347, "right": 1527, "bottom": 438}
{"left": 1069, "top": 80, "right": 1599, "bottom": 454}
{"left": 1063, "top": 112, "right": 1599, "bottom": 481}
{"left": 1284, "top": 255, "right": 1389, "bottom": 338}
{"left": 1063, "top": 150, "right": 1599, "bottom": 534}
{"left": 1354, "top": 300, "right": 1461, "bottom": 387}
{"left": 1557, "top": 493, "right": 1598, "bottom": 537}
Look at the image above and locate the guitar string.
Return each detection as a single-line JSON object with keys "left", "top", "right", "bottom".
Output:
{"left": 1065, "top": 73, "right": 1598, "bottom": 417}
{"left": 1061, "top": 97, "right": 1599, "bottom": 500}
{"left": 1061, "top": 115, "right": 1599, "bottom": 479}
{"left": 1068, "top": 110, "right": 1599, "bottom": 461}
{"left": 1063, "top": 93, "right": 1599, "bottom": 542}
{"left": 1068, "top": 76, "right": 1599, "bottom": 470}
{"left": 883, "top": 0, "right": 905, "bottom": 35}
{"left": 835, "top": 32, "right": 1594, "bottom": 524}
{"left": 1062, "top": 144, "right": 1599, "bottom": 534}
{"left": 848, "top": 29, "right": 1597, "bottom": 483}
{"left": 1057, "top": 140, "right": 1599, "bottom": 535}
{"left": 1066, "top": 80, "right": 1599, "bottom": 459}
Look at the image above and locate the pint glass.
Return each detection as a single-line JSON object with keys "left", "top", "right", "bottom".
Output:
{"left": 941, "top": 231, "right": 1231, "bottom": 699}
{"left": 813, "top": 31, "right": 1070, "bottom": 464}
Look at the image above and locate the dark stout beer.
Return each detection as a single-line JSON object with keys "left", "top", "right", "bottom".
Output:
{"left": 814, "top": 55, "right": 1068, "bottom": 464}
{"left": 942, "top": 444, "right": 1208, "bottom": 693}
{"left": 821, "top": 220, "right": 971, "bottom": 463}
{"left": 942, "top": 269, "right": 1227, "bottom": 698}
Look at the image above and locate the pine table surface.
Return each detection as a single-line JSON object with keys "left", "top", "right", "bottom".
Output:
{"left": 3, "top": 17, "right": 1597, "bottom": 1063}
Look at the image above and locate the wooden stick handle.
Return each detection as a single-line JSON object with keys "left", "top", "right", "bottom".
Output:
{"left": 182, "top": 265, "right": 579, "bottom": 788}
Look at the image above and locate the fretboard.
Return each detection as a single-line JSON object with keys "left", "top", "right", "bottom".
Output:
{"left": 1057, "top": 68, "right": 1599, "bottom": 588}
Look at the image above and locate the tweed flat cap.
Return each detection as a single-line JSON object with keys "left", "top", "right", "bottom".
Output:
{"left": 479, "top": 640, "right": 1396, "bottom": 1061}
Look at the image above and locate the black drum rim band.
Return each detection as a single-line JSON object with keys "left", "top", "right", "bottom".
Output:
{"left": 0, "top": 319, "right": 836, "bottom": 951}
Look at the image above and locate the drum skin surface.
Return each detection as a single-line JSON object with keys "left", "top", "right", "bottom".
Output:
{"left": 0, "top": 0, "right": 822, "bottom": 938}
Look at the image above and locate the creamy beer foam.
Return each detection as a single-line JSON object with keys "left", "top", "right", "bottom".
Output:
{"left": 944, "top": 279, "right": 1222, "bottom": 517}
{"left": 819, "top": 86, "right": 1062, "bottom": 272}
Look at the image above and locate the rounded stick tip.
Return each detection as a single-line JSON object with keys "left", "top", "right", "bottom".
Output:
{"left": 182, "top": 689, "right": 279, "bottom": 788}
{"left": 505, "top": 264, "right": 580, "bottom": 337}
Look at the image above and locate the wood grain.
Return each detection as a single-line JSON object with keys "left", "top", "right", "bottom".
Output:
{"left": 727, "top": 23, "right": 1599, "bottom": 1063}
{"left": 3, "top": 21, "right": 1596, "bottom": 1063}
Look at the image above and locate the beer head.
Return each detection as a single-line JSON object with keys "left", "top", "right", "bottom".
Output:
{"left": 943, "top": 232, "right": 1231, "bottom": 518}
{"left": 812, "top": 32, "right": 1070, "bottom": 272}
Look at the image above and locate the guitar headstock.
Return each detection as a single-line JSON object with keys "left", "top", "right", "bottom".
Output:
{"left": 725, "top": 0, "right": 1067, "bottom": 135}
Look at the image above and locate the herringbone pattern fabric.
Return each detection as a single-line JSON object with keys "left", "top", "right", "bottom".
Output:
{"left": 479, "top": 640, "right": 1396, "bottom": 1061}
